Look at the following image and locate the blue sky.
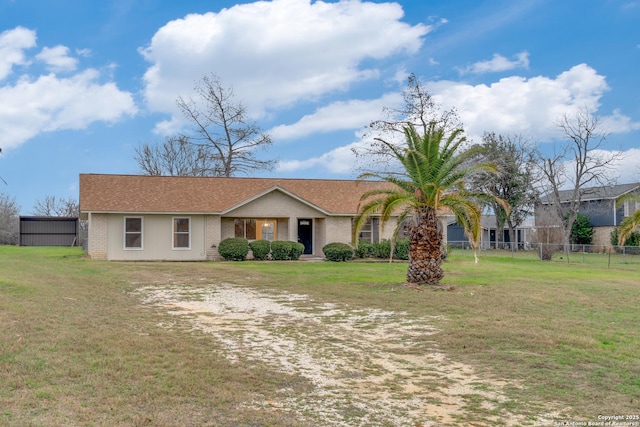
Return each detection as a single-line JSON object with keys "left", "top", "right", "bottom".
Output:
{"left": 1, "top": 0, "right": 639, "bottom": 214}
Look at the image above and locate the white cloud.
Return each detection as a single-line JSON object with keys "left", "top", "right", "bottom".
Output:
{"left": 428, "top": 63, "right": 617, "bottom": 142}
{"left": 616, "top": 148, "right": 640, "bottom": 182}
{"left": 277, "top": 139, "right": 367, "bottom": 175}
{"left": 550, "top": 148, "right": 640, "bottom": 190}
{"left": 276, "top": 63, "right": 632, "bottom": 176}
{"left": 0, "top": 70, "right": 137, "bottom": 150}
{"left": 140, "top": 0, "right": 430, "bottom": 128}
{"left": 76, "top": 48, "right": 91, "bottom": 57}
{"left": 36, "top": 45, "right": 78, "bottom": 72}
{"left": 0, "top": 26, "right": 137, "bottom": 150}
{"left": 602, "top": 109, "right": 640, "bottom": 133}
{"left": 459, "top": 51, "right": 529, "bottom": 75}
{"left": 0, "top": 27, "right": 36, "bottom": 80}
{"left": 583, "top": 148, "right": 640, "bottom": 184}
{"left": 270, "top": 93, "right": 401, "bottom": 140}
{"left": 280, "top": 63, "right": 640, "bottom": 176}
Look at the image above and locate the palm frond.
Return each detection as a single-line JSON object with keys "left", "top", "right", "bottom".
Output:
{"left": 617, "top": 211, "right": 640, "bottom": 246}
{"left": 355, "top": 122, "right": 498, "bottom": 265}
{"left": 615, "top": 193, "right": 640, "bottom": 207}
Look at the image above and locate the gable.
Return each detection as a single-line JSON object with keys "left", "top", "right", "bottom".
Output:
{"left": 224, "top": 189, "right": 328, "bottom": 218}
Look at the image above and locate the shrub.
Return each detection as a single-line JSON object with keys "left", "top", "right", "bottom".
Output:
{"left": 290, "top": 242, "right": 305, "bottom": 260}
{"left": 610, "top": 227, "right": 640, "bottom": 248}
{"left": 373, "top": 239, "right": 392, "bottom": 259}
{"left": 394, "top": 238, "right": 410, "bottom": 260}
{"left": 323, "top": 242, "right": 353, "bottom": 262}
{"left": 218, "top": 238, "right": 249, "bottom": 261}
{"left": 570, "top": 213, "right": 594, "bottom": 245}
{"left": 355, "top": 239, "right": 410, "bottom": 260}
{"left": 249, "top": 240, "right": 271, "bottom": 260}
{"left": 354, "top": 240, "right": 376, "bottom": 258}
{"left": 271, "top": 240, "right": 293, "bottom": 260}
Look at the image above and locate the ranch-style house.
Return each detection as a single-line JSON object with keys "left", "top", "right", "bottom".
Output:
{"left": 79, "top": 173, "right": 412, "bottom": 261}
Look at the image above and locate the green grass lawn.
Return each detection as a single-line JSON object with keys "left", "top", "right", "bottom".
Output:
{"left": 0, "top": 246, "right": 638, "bottom": 425}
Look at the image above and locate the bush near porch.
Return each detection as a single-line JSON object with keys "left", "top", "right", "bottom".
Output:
{"left": 220, "top": 238, "right": 305, "bottom": 261}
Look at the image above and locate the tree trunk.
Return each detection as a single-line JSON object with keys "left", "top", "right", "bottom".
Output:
{"left": 407, "top": 208, "right": 444, "bottom": 285}
{"left": 507, "top": 220, "right": 517, "bottom": 251}
{"left": 495, "top": 216, "right": 504, "bottom": 249}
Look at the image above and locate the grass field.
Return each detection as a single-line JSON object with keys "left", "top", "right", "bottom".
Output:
{"left": 0, "top": 246, "right": 638, "bottom": 426}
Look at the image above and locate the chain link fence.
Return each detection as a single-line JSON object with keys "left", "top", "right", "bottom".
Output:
{"left": 447, "top": 241, "right": 640, "bottom": 268}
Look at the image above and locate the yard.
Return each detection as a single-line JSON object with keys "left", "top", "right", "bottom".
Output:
{"left": 1, "top": 246, "right": 638, "bottom": 426}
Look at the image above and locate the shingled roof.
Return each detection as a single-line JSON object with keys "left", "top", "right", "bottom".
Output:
{"left": 539, "top": 182, "right": 640, "bottom": 204}
{"left": 79, "top": 174, "right": 393, "bottom": 215}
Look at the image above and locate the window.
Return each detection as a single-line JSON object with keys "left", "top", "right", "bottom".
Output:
{"left": 235, "top": 219, "right": 256, "bottom": 239}
{"left": 623, "top": 200, "right": 640, "bottom": 218}
{"left": 624, "top": 200, "right": 630, "bottom": 218}
{"left": 124, "top": 217, "right": 143, "bottom": 249}
{"left": 173, "top": 217, "right": 190, "bottom": 249}
{"left": 234, "top": 219, "right": 277, "bottom": 241}
{"left": 261, "top": 221, "right": 275, "bottom": 240}
{"left": 355, "top": 218, "right": 380, "bottom": 243}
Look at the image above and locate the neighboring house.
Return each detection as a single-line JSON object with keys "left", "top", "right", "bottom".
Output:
{"left": 79, "top": 174, "right": 408, "bottom": 261}
{"left": 446, "top": 215, "right": 535, "bottom": 250}
{"left": 536, "top": 182, "right": 640, "bottom": 246}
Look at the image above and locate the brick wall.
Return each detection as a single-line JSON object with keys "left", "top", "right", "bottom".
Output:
{"left": 593, "top": 226, "right": 614, "bottom": 247}
{"left": 205, "top": 215, "right": 221, "bottom": 260}
{"left": 325, "top": 217, "right": 352, "bottom": 245}
{"left": 88, "top": 213, "right": 108, "bottom": 260}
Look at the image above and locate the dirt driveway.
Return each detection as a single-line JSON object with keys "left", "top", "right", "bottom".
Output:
{"left": 136, "top": 282, "right": 555, "bottom": 426}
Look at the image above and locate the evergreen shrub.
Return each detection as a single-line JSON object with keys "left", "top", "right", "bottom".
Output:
{"left": 374, "top": 240, "right": 392, "bottom": 259}
{"left": 249, "top": 240, "right": 271, "bottom": 260}
{"left": 610, "top": 227, "right": 640, "bottom": 253}
{"left": 394, "top": 238, "right": 410, "bottom": 260}
{"left": 290, "top": 242, "right": 305, "bottom": 260}
{"left": 218, "top": 238, "right": 249, "bottom": 261}
{"left": 354, "top": 240, "right": 376, "bottom": 258}
{"left": 323, "top": 242, "right": 354, "bottom": 262}
{"left": 271, "top": 240, "right": 293, "bottom": 260}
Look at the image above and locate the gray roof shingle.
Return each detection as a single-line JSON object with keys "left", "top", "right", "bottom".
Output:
{"left": 539, "top": 182, "right": 640, "bottom": 204}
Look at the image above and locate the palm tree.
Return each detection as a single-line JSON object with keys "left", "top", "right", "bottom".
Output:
{"left": 616, "top": 193, "right": 640, "bottom": 246}
{"left": 354, "top": 123, "right": 503, "bottom": 285}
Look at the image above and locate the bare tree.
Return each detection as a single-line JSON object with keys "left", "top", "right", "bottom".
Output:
{"left": 535, "top": 108, "right": 623, "bottom": 255}
{"left": 177, "top": 74, "right": 274, "bottom": 177}
{"left": 0, "top": 192, "right": 19, "bottom": 245}
{"left": 32, "top": 196, "right": 79, "bottom": 217}
{"left": 135, "top": 136, "right": 222, "bottom": 176}
{"left": 354, "top": 73, "right": 462, "bottom": 174}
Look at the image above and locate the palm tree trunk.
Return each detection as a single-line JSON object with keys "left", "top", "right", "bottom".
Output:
{"left": 407, "top": 208, "right": 444, "bottom": 285}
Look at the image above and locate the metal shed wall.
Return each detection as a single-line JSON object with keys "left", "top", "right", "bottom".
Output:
{"left": 19, "top": 217, "right": 79, "bottom": 246}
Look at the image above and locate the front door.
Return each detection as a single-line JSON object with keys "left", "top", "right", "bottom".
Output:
{"left": 297, "top": 219, "right": 313, "bottom": 255}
